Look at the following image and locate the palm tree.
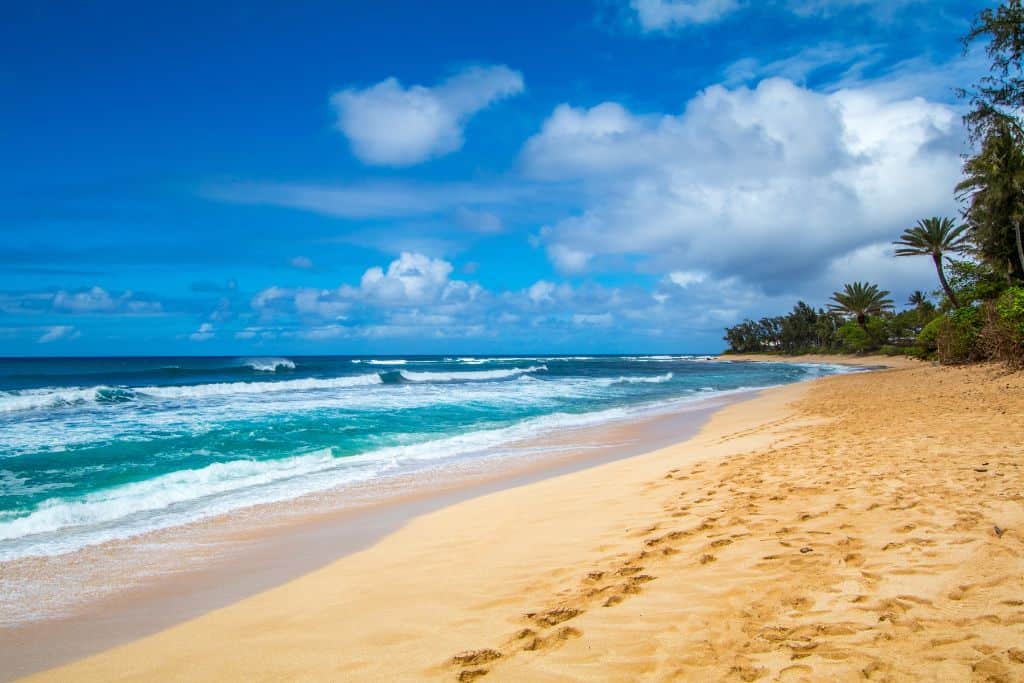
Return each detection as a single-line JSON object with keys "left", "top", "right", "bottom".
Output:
{"left": 828, "top": 282, "right": 894, "bottom": 331}
{"left": 955, "top": 121, "right": 1024, "bottom": 282}
{"left": 894, "top": 217, "right": 969, "bottom": 307}
{"left": 907, "top": 290, "right": 930, "bottom": 309}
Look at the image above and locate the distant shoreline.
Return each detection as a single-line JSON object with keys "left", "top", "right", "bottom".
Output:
{"left": 720, "top": 352, "right": 921, "bottom": 368}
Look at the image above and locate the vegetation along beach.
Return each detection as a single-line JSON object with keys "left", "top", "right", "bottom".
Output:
{"left": 3, "top": 1, "right": 1024, "bottom": 681}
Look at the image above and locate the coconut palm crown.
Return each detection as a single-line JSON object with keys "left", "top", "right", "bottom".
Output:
{"left": 828, "top": 282, "right": 894, "bottom": 329}
{"left": 907, "top": 290, "right": 930, "bottom": 309}
{"left": 893, "top": 217, "right": 969, "bottom": 307}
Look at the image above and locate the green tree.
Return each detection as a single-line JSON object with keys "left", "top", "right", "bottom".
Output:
{"left": 894, "top": 217, "right": 969, "bottom": 306}
{"left": 907, "top": 290, "right": 931, "bottom": 309}
{"left": 778, "top": 301, "right": 818, "bottom": 354}
{"left": 956, "top": 122, "right": 1024, "bottom": 281}
{"left": 961, "top": 0, "right": 1024, "bottom": 142}
{"left": 828, "top": 282, "right": 894, "bottom": 331}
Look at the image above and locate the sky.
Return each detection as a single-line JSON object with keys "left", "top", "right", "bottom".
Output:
{"left": 0, "top": 0, "right": 993, "bottom": 355}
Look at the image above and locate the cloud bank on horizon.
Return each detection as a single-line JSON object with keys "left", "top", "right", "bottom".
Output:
{"left": 0, "top": 0, "right": 985, "bottom": 354}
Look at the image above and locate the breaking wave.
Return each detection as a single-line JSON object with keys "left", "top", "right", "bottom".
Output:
{"left": 244, "top": 358, "right": 296, "bottom": 372}
{"left": 398, "top": 365, "right": 547, "bottom": 382}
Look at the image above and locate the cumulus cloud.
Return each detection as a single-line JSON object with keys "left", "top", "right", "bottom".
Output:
{"left": 52, "top": 286, "right": 164, "bottom": 315}
{"left": 630, "top": 0, "right": 740, "bottom": 30}
{"left": 252, "top": 285, "right": 350, "bottom": 320}
{"left": 523, "top": 77, "right": 962, "bottom": 288}
{"left": 359, "top": 252, "right": 455, "bottom": 304}
{"left": 331, "top": 65, "right": 524, "bottom": 166}
{"left": 40, "top": 286, "right": 163, "bottom": 315}
{"left": 527, "top": 280, "right": 556, "bottom": 304}
{"left": 246, "top": 253, "right": 674, "bottom": 343}
{"left": 251, "top": 252, "right": 481, "bottom": 325}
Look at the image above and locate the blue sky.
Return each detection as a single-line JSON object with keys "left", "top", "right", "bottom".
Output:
{"left": 1, "top": 0, "right": 991, "bottom": 355}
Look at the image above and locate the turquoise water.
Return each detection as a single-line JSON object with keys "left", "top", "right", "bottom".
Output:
{"left": 0, "top": 355, "right": 852, "bottom": 561}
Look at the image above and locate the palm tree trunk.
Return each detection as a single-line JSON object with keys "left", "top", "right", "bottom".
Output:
{"left": 933, "top": 253, "right": 960, "bottom": 308}
{"left": 1014, "top": 220, "right": 1024, "bottom": 279}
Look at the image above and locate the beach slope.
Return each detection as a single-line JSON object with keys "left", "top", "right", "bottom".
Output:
{"left": 21, "top": 363, "right": 1024, "bottom": 681}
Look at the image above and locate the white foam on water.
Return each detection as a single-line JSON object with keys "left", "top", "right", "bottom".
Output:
{"left": 244, "top": 358, "right": 296, "bottom": 372}
{"left": 135, "top": 374, "right": 384, "bottom": 399}
{"left": 0, "top": 387, "right": 123, "bottom": 413}
{"left": 0, "top": 374, "right": 388, "bottom": 413}
{"left": 399, "top": 365, "right": 547, "bottom": 382}
{"left": 0, "top": 383, "right": 761, "bottom": 561}
{"left": 593, "top": 372, "right": 674, "bottom": 386}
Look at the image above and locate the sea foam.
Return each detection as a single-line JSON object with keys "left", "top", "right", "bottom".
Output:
{"left": 244, "top": 358, "right": 296, "bottom": 372}
{"left": 399, "top": 365, "right": 547, "bottom": 382}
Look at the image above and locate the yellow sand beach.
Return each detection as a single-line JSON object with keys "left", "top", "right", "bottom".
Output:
{"left": 22, "top": 360, "right": 1024, "bottom": 681}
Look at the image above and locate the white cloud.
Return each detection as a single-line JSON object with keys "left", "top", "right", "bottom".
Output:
{"left": 189, "top": 322, "right": 215, "bottom": 342}
{"left": 631, "top": 0, "right": 740, "bottom": 30}
{"left": 359, "top": 252, "right": 454, "bottom": 304}
{"left": 629, "top": 0, "right": 927, "bottom": 31}
{"left": 572, "top": 312, "right": 614, "bottom": 326}
{"left": 51, "top": 286, "right": 162, "bottom": 315}
{"left": 722, "top": 42, "right": 880, "bottom": 88}
{"left": 820, "top": 240, "right": 937, "bottom": 302}
{"left": 331, "top": 65, "right": 524, "bottom": 166}
{"left": 52, "top": 286, "right": 117, "bottom": 313}
{"left": 293, "top": 289, "right": 349, "bottom": 319}
{"left": 38, "top": 325, "right": 78, "bottom": 344}
{"left": 523, "top": 77, "right": 962, "bottom": 290}
{"left": 298, "top": 324, "right": 349, "bottom": 341}
{"left": 210, "top": 180, "right": 530, "bottom": 220}
{"left": 289, "top": 256, "right": 313, "bottom": 269}
{"left": 454, "top": 207, "right": 504, "bottom": 234}
{"left": 251, "top": 252, "right": 481, "bottom": 330}
{"left": 784, "top": 0, "right": 925, "bottom": 18}
{"left": 546, "top": 243, "right": 593, "bottom": 274}
{"left": 669, "top": 270, "right": 706, "bottom": 287}
{"left": 528, "top": 280, "right": 556, "bottom": 304}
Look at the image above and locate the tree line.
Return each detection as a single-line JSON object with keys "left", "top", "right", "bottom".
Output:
{"left": 725, "top": 0, "right": 1024, "bottom": 367}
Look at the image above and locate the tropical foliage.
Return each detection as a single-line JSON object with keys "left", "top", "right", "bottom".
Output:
{"left": 894, "top": 217, "right": 968, "bottom": 306}
{"left": 828, "top": 282, "right": 893, "bottom": 329}
{"left": 724, "top": 1, "right": 1024, "bottom": 367}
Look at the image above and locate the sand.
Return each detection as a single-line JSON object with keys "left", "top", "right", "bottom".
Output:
{"left": 19, "top": 362, "right": 1024, "bottom": 682}
{"left": 721, "top": 353, "right": 922, "bottom": 368}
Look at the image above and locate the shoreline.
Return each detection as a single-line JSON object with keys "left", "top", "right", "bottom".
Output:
{"left": 15, "top": 359, "right": 1024, "bottom": 681}
{"left": 720, "top": 352, "right": 921, "bottom": 368}
{"left": 1, "top": 380, "right": 764, "bottom": 680}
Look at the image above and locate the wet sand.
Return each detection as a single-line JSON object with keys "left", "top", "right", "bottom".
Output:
{"left": 15, "top": 360, "right": 1024, "bottom": 681}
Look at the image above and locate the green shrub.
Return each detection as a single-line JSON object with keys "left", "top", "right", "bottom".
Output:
{"left": 936, "top": 306, "right": 983, "bottom": 364}
{"left": 996, "top": 286, "right": 1024, "bottom": 340}
{"left": 836, "top": 321, "right": 871, "bottom": 353}
{"left": 906, "top": 345, "right": 934, "bottom": 360}
{"left": 978, "top": 287, "right": 1024, "bottom": 368}
{"left": 917, "top": 316, "right": 944, "bottom": 351}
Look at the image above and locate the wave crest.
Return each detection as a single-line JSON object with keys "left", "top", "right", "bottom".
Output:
{"left": 399, "top": 365, "right": 547, "bottom": 382}
{"left": 244, "top": 358, "right": 296, "bottom": 372}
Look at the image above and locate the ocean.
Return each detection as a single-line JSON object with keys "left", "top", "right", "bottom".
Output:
{"left": 0, "top": 355, "right": 854, "bottom": 563}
